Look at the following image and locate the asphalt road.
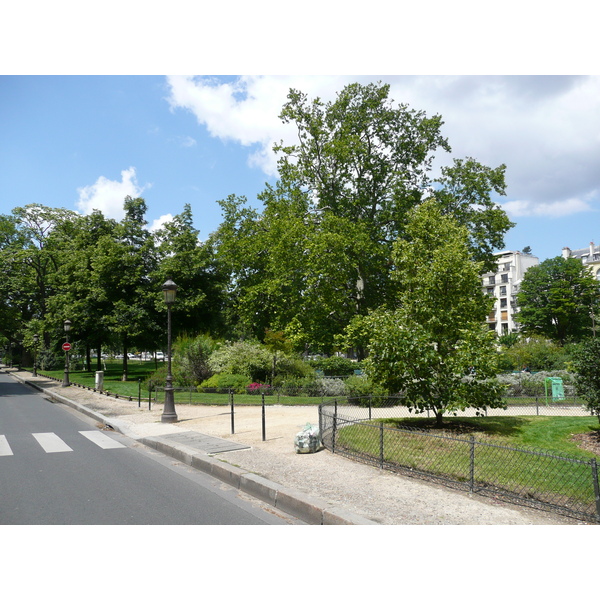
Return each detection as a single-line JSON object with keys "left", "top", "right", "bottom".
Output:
{"left": 0, "top": 373, "right": 295, "bottom": 524}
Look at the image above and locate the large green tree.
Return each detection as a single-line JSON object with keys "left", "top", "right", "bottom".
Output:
{"left": 214, "top": 81, "right": 513, "bottom": 353}
{"left": 363, "top": 200, "right": 504, "bottom": 426}
{"left": 516, "top": 256, "right": 600, "bottom": 345}
{"left": 152, "top": 203, "right": 228, "bottom": 338}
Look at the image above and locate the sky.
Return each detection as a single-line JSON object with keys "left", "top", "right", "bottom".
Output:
{"left": 2, "top": 73, "right": 600, "bottom": 262}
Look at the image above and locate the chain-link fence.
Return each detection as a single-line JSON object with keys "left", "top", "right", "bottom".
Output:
{"left": 318, "top": 398, "right": 600, "bottom": 523}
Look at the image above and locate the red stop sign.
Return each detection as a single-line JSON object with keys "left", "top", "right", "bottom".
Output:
{"left": 62, "top": 342, "right": 71, "bottom": 351}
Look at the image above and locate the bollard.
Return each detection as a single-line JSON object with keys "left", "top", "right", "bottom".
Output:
{"left": 262, "top": 393, "right": 266, "bottom": 441}
{"left": 95, "top": 370, "right": 104, "bottom": 392}
{"left": 230, "top": 389, "right": 235, "bottom": 434}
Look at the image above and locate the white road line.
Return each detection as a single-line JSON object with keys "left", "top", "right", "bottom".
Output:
{"left": 32, "top": 432, "right": 73, "bottom": 453}
{"left": 79, "top": 430, "right": 125, "bottom": 449}
{"left": 0, "top": 435, "right": 13, "bottom": 456}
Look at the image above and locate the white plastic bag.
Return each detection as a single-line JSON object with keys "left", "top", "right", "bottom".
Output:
{"left": 294, "top": 423, "right": 323, "bottom": 454}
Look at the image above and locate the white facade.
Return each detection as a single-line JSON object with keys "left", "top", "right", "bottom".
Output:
{"left": 562, "top": 242, "right": 600, "bottom": 280}
{"left": 481, "top": 251, "right": 539, "bottom": 335}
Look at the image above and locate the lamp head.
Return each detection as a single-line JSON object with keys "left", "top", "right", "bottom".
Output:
{"left": 162, "top": 279, "right": 178, "bottom": 305}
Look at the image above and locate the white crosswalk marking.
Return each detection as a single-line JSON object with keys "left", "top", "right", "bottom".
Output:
{"left": 0, "top": 435, "right": 13, "bottom": 456}
{"left": 79, "top": 430, "right": 125, "bottom": 449}
{"left": 32, "top": 432, "right": 73, "bottom": 453}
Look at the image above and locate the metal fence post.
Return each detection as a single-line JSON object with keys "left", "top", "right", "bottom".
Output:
{"left": 230, "top": 389, "right": 235, "bottom": 434}
{"left": 369, "top": 395, "right": 372, "bottom": 421}
{"left": 379, "top": 422, "right": 384, "bottom": 468}
{"left": 591, "top": 458, "right": 600, "bottom": 523}
{"left": 469, "top": 436, "right": 476, "bottom": 493}
{"left": 332, "top": 400, "right": 338, "bottom": 453}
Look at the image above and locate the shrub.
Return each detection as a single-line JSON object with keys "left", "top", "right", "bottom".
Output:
{"left": 208, "top": 340, "right": 272, "bottom": 382}
{"left": 308, "top": 356, "right": 359, "bottom": 377}
{"left": 173, "top": 333, "right": 219, "bottom": 385}
{"left": 198, "top": 373, "right": 251, "bottom": 394}
{"left": 318, "top": 378, "right": 347, "bottom": 396}
{"left": 497, "top": 336, "right": 574, "bottom": 372}
{"left": 496, "top": 370, "right": 576, "bottom": 397}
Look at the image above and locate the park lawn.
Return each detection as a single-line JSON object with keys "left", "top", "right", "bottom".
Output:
{"left": 335, "top": 415, "right": 600, "bottom": 508}
{"left": 376, "top": 415, "right": 599, "bottom": 459}
{"left": 36, "top": 363, "right": 324, "bottom": 406}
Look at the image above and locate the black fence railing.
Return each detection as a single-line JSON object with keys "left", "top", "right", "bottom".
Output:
{"left": 318, "top": 398, "right": 600, "bottom": 523}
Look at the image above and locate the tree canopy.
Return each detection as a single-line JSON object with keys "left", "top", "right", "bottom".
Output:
{"left": 516, "top": 256, "right": 600, "bottom": 345}
{"left": 214, "top": 81, "right": 513, "bottom": 353}
{"left": 363, "top": 200, "right": 505, "bottom": 425}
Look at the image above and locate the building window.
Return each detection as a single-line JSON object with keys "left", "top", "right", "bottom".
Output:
{"left": 500, "top": 298, "right": 507, "bottom": 308}
{"left": 501, "top": 323, "right": 509, "bottom": 334}
{"left": 499, "top": 286, "right": 507, "bottom": 296}
{"left": 501, "top": 311, "right": 508, "bottom": 321}
{"left": 501, "top": 273, "right": 509, "bottom": 283}
{"left": 487, "top": 287, "right": 494, "bottom": 296}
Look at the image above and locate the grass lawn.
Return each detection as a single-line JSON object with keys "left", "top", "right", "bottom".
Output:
{"left": 36, "top": 362, "right": 324, "bottom": 406}
{"left": 334, "top": 415, "right": 600, "bottom": 513}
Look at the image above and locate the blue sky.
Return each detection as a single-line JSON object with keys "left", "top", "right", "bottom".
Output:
{"left": 2, "top": 74, "right": 600, "bottom": 262}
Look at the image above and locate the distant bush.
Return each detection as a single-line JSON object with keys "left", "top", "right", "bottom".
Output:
{"left": 318, "top": 378, "right": 347, "bottom": 396}
{"left": 496, "top": 370, "right": 576, "bottom": 397}
{"left": 308, "top": 356, "right": 359, "bottom": 377}
{"left": 198, "top": 373, "right": 251, "bottom": 394}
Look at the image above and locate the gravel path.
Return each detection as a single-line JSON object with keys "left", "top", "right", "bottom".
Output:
{"left": 8, "top": 369, "right": 587, "bottom": 525}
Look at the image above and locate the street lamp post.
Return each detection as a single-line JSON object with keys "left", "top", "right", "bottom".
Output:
{"left": 62, "top": 319, "right": 71, "bottom": 387}
{"left": 161, "top": 279, "right": 178, "bottom": 423}
{"left": 33, "top": 334, "right": 39, "bottom": 377}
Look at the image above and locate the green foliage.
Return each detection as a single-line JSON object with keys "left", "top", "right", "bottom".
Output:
{"left": 172, "top": 333, "right": 219, "bottom": 386}
{"left": 496, "top": 370, "right": 576, "bottom": 397}
{"left": 213, "top": 81, "right": 512, "bottom": 354}
{"left": 307, "top": 356, "right": 358, "bottom": 376}
{"left": 498, "top": 336, "right": 574, "bottom": 372}
{"left": 198, "top": 373, "right": 251, "bottom": 393}
{"left": 516, "top": 256, "right": 600, "bottom": 345}
{"left": 344, "top": 374, "right": 389, "bottom": 405}
{"left": 571, "top": 338, "right": 600, "bottom": 423}
{"left": 364, "top": 200, "right": 505, "bottom": 425}
{"left": 208, "top": 339, "right": 273, "bottom": 382}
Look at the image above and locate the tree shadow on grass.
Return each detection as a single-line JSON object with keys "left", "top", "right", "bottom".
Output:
{"left": 380, "top": 416, "right": 529, "bottom": 438}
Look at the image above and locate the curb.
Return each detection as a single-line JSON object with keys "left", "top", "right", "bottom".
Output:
{"left": 10, "top": 371, "right": 378, "bottom": 525}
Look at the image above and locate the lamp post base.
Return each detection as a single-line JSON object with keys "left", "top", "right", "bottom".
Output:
{"left": 161, "top": 386, "right": 178, "bottom": 423}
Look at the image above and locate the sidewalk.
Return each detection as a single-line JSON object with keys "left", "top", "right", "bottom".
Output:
{"left": 3, "top": 366, "right": 582, "bottom": 525}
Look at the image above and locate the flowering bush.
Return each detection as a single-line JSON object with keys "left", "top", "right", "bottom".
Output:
{"left": 247, "top": 382, "right": 272, "bottom": 395}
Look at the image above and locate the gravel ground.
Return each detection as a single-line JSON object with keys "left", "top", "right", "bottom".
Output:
{"left": 8, "top": 368, "right": 589, "bottom": 525}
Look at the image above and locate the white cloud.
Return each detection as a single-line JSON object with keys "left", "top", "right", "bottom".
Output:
{"left": 165, "top": 75, "right": 600, "bottom": 219}
{"left": 502, "top": 197, "right": 594, "bottom": 218}
{"left": 149, "top": 213, "right": 174, "bottom": 232}
{"left": 76, "top": 167, "right": 148, "bottom": 220}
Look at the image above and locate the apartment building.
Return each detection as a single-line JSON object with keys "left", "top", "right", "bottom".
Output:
{"left": 482, "top": 250, "right": 539, "bottom": 335}
{"left": 562, "top": 242, "right": 600, "bottom": 279}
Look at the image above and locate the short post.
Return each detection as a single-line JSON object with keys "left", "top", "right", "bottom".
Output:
{"left": 332, "top": 400, "right": 338, "bottom": 453}
{"left": 138, "top": 378, "right": 141, "bottom": 408}
{"left": 95, "top": 370, "right": 104, "bottom": 392}
{"left": 261, "top": 393, "right": 266, "bottom": 442}
{"left": 230, "top": 389, "right": 235, "bottom": 434}
{"left": 379, "top": 422, "right": 384, "bottom": 468}
{"left": 469, "top": 436, "right": 476, "bottom": 493}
